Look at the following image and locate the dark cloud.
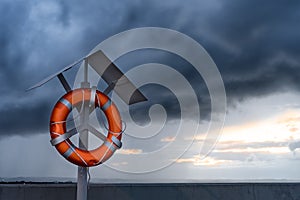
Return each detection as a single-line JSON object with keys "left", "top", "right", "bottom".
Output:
{"left": 0, "top": 0, "right": 300, "bottom": 138}
{"left": 204, "top": 0, "right": 300, "bottom": 102}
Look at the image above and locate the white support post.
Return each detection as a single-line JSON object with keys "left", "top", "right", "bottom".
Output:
{"left": 77, "top": 59, "right": 90, "bottom": 200}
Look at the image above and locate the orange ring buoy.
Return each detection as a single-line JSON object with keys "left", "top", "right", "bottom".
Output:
{"left": 49, "top": 88, "right": 122, "bottom": 167}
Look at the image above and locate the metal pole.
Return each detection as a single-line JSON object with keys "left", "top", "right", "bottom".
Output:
{"left": 77, "top": 59, "right": 90, "bottom": 200}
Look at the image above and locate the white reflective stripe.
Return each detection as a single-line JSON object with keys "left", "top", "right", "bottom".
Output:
{"left": 50, "top": 128, "right": 78, "bottom": 146}
{"left": 89, "top": 86, "right": 97, "bottom": 108}
{"left": 59, "top": 98, "right": 72, "bottom": 111}
{"left": 101, "top": 99, "right": 111, "bottom": 111}
{"left": 62, "top": 148, "right": 74, "bottom": 158}
{"left": 111, "top": 135, "right": 122, "bottom": 148}
{"left": 68, "top": 142, "right": 88, "bottom": 166}
{"left": 104, "top": 141, "right": 116, "bottom": 152}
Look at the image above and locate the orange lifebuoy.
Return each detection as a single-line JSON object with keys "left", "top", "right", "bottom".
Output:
{"left": 49, "top": 88, "right": 122, "bottom": 167}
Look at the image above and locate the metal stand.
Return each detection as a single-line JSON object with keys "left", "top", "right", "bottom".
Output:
{"left": 27, "top": 49, "right": 148, "bottom": 200}
{"left": 77, "top": 59, "right": 90, "bottom": 200}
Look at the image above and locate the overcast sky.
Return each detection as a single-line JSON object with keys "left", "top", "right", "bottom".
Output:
{"left": 1, "top": 0, "right": 300, "bottom": 182}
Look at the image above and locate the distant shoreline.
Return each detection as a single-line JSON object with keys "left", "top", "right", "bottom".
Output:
{"left": 2, "top": 181, "right": 300, "bottom": 184}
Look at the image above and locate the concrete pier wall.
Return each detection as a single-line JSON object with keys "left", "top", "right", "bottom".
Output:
{"left": 1, "top": 183, "right": 300, "bottom": 200}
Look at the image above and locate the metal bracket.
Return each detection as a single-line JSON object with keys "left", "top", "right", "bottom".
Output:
{"left": 57, "top": 73, "right": 71, "bottom": 92}
{"left": 103, "top": 81, "right": 116, "bottom": 95}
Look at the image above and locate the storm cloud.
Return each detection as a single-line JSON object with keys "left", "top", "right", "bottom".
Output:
{"left": 1, "top": 0, "right": 300, "bottom": 138}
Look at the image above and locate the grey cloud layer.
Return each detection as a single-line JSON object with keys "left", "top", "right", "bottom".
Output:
{"left": 0, "top": 0, "right": 300, "bottom": 137}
